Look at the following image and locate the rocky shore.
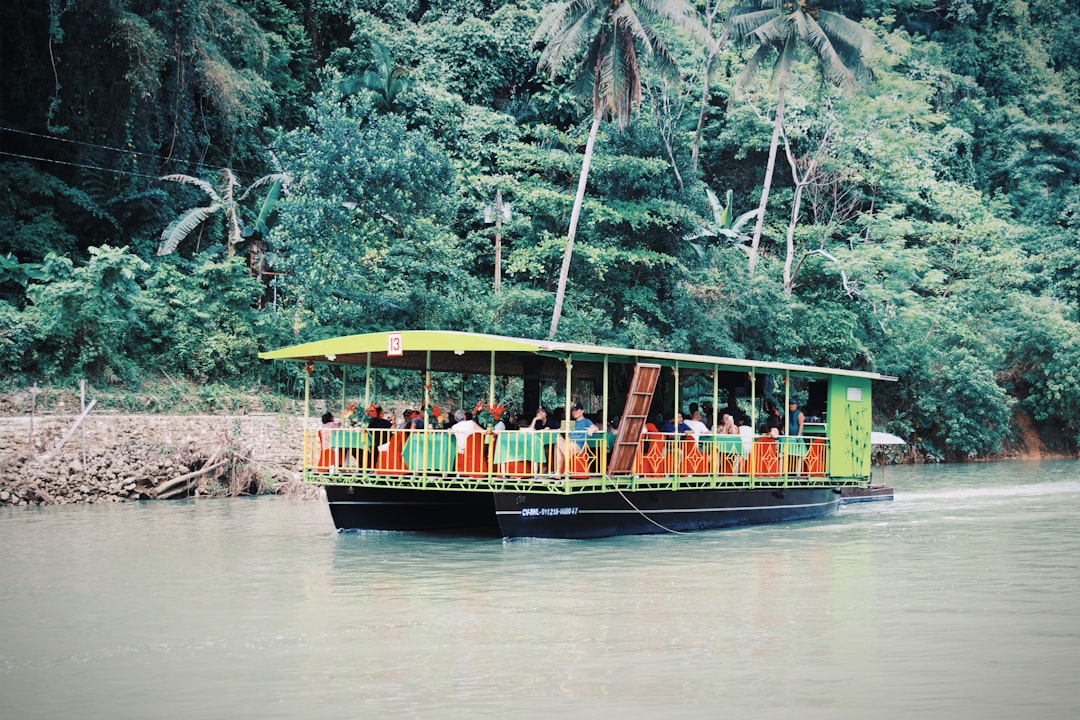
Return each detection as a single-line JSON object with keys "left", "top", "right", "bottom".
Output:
{"left": 0, "top": 413, "right": 318, "bottom": 507}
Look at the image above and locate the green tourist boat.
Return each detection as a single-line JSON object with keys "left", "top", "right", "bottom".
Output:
{"left": 260, "top": 330, "right": 894, "bottom": 538}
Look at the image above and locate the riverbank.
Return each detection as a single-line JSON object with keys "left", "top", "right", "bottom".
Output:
{"left": 0, "top": 413, "right": 317, "bottom": 507}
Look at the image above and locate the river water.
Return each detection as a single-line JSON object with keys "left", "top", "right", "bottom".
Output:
{"left": 2, "top": 460, "right": 1078, "bottom": 719}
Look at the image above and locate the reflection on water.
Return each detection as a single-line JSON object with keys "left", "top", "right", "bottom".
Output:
{"left": 2, "top": 461, "right": 1079, "bottom": 719}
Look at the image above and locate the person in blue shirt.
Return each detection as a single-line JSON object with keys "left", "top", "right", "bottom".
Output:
{"left": 555, "top": 402, "right": 599, "bottom": 473}
{"left": 787, "top": 400, "right": 805, "bottom": 437}
{"left": 660, "top": 411, "right": 692, "bottom": 435}
{"left": 786, "top": 400, "right": 807, "bottom": 476}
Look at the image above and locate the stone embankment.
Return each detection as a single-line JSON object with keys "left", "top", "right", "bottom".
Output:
{"left": 0, "top": 413, "right": 319, "bottom": 507}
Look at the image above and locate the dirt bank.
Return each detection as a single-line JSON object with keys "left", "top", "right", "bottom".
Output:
{"left": 0, "top": 413, "right": 318, "bottom": 507}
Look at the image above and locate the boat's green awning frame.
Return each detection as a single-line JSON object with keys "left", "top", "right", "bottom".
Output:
{"left": 259, "top": 330, "right": 895, "bottom": 382}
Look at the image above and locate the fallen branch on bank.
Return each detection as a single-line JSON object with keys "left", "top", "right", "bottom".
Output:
{"left": 152, "top": 456, "right": 228, "bottom": 499}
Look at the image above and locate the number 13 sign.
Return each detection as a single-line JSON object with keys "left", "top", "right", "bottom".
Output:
{"left": 387, "top": 333, "right": 403, "bottom": 357}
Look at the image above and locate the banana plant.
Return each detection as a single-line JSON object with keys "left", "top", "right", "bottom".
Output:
{"left": 158, "top": 169, "right": 288, "bottom": 258}
{"left": 683, "top": 187, "right": 760, "bottom": 259}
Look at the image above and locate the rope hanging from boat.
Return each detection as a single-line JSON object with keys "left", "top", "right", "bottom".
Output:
{"left": 616, "top": 488, "right": 688, "bottom": 535}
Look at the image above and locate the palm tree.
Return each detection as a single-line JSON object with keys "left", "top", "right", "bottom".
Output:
{"left": 341, "top": 40, "right": 413, "bottom": 113}
{"left": 727, "top": 0, "right": 873, "bottom": 276}
{"left": 158, "top": 168, "right": 288, "bottom": 259}
{"left": 534, "top": 0, "right": 715, "bottom": 339}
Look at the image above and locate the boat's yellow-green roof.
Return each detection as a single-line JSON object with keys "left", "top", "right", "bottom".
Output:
{"left": 259, "top": 330, "right": 894, "bottom": 381}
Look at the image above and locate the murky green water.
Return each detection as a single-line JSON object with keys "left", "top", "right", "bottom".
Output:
{"left": 2, "top": 460, "right": 1078, "bottom": 719}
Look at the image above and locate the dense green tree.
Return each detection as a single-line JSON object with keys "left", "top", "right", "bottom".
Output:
{"left": 23, "top": 245, "right": 149, "bottom": 382}
{"left": 268, "top": 85, "right": 481, "bottom": 336}
{"left": 143, "top": 256, "right": 268, "bottom": 382}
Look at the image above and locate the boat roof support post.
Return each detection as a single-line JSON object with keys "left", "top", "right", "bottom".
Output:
{"left": 341, "top": 365, "right": 347, "bottom": 420}
{"left": 304, "top": 361, "right": 311, "bottom": 426}
{"left": 602, "top": 355, "right": 609, "bottom": 430}
{"left": 564, "top": 356, "right": 573, "bottom": 421}
{"left": 425, "top": 351, "right": 432, "bottom": 418}
{"left": 364, "top": 353, "right": 372, "bottom": 407}
{"left": 674, "top": 362, "right": 680, "bottom": 424}
{"left": 750, "top": 370, "right": 757, "bottom": 430}
{"left": 489, "top": 351, "right": 496, "bottom": 407}
{"left": 784, "top": 369, "right": 791, "bottom": 433}
{"left": 712, "top": 365, "right": 719, "bottom": 429}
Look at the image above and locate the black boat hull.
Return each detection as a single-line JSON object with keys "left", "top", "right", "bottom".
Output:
{"left": 325, "top": 484, "right": 840, "bottom": 539}
{"left": 325, "top": 485, "right": 500, "bottom": 534}
{"left": 494, "top": 487, "right": 840, "bottom": 538}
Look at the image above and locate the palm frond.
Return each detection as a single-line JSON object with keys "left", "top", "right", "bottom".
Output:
{"left": 802, "top": 16, "right": 856, "bottom": 87}
{"left": 238, "top": 172, "right": 289, "bottom": 201}
{"left": 706, "top": 187, "right": 725, "bottom": 224}
{"left": 253, "top": 178, "right": 283, "bottom": 235}
{"left": 536, "top": 1, "right": 604, "bottom": 74}
{"left": 157, "top": 205, "right": 219, "bottom": 256}
{"left": 770, "top": 33, "right": 798, "bottom": 87}
{"left": 815, "top": 12, "right": 874, "bottom": 82}
{"left": 160, "top": 174, "right": 221, "bottom": 203}
{"left": 815, "top": 10, "right": 874, "bottom": 55}
{"left": 750, "top": 15, "right": 791, "bottom": 47}
{"left": 727, "top": 8, "right": 778, "bottom": 41}
{"left": 218, "top": 168, "right": 239, "bottom": 208}
{"left": 618, "top": 6, "right": 680, "bottom": 84}
{"left": 732, "top": 44, "right": 773, "bottom": 98}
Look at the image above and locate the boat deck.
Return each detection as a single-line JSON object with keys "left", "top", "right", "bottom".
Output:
{"left": 304, "top": 427, "right": 868, "bottom": 494}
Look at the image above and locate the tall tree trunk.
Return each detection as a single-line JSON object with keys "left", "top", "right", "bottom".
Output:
{"left": 691, "top": 1, "right": 724, "bottom": 175}
{"left": 649, "top": 86, "right": 684, "bottom": 189}
{"left": 748, "top": 83, "right": 785, "bottom": 277}
{"left": 783, "top": 180, "right": 804, "bottom": 295}
{"left": 549, "top": 110, "right": 602, "bottom": 339}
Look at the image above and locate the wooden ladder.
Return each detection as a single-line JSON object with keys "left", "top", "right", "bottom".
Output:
{"left": 607, "top": 363, "right": 661, "bottom": 476}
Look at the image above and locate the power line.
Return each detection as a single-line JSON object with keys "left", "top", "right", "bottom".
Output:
{"left": 0, "top": 150, "right": 163, "bottom": 180}
{"left": 0, "top": 126, "right": 268, "bottom": 181}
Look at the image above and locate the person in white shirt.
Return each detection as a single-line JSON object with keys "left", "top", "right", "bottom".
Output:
{"left": 683, "top": 411, "right": 711, "bottom": 438}
{"left": 737, "top": 417, "right": 754, "bottom": 474}
{"left": 450, "top": 408, "right": 483, "bottom": 454}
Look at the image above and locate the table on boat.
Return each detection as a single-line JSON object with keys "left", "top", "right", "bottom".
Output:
{"left": 700, "top": 435, "right": 744, "bottom": 455}
{"left": 493, "top": 431, "right": 557, "bottom": 466}
{"left": 569, "top": 432, "right": 615, "bottom": 451}
{"left": 779, "top": 436, "right": 809, "bottom": 457}
{"left": 402, "top": 433, "right": 456, "bottom": 472}
{"left": 328, "top": 428, "right": 369, "bottom": 449}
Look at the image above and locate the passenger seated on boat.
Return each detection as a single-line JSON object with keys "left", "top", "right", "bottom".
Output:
{"left": 366, "top": 405, "right": 393, "bottom": 465}
{"left": 716, "top": 413, "right": 737, "bottom": 435}
{"left": 398, "top": 409, "right": 422, "bottom": 429}
{"left": 700, "top": 401, "right": 715, "bottom": 429}
{"left": 683, "top": 412, "right": 710, "bottom": 438}
{"left": 317, "top": 412, "right": 341, "bottom": 470}
{"left": 736, "top": 417, "right": 754, "bottom": 473}
{"left": 660, "top": 412, "right": 692, "bottom": 435}
{"left": 528, "top": 406, "right": 556, "bottom": 431}
{"left": 450, "top": 409, "right": 484, "bottom": 455}
{"left": 555, "top": 402, "right": 598, "bottom": 473}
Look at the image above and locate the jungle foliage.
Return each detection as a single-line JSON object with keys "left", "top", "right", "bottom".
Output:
{"left": 2, "top": 0, "right": 1079, "bottom": 460}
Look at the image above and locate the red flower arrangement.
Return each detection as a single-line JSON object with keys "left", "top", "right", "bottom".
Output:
{"left": 473, "top": 401, "right": 505, "bottom": 429}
